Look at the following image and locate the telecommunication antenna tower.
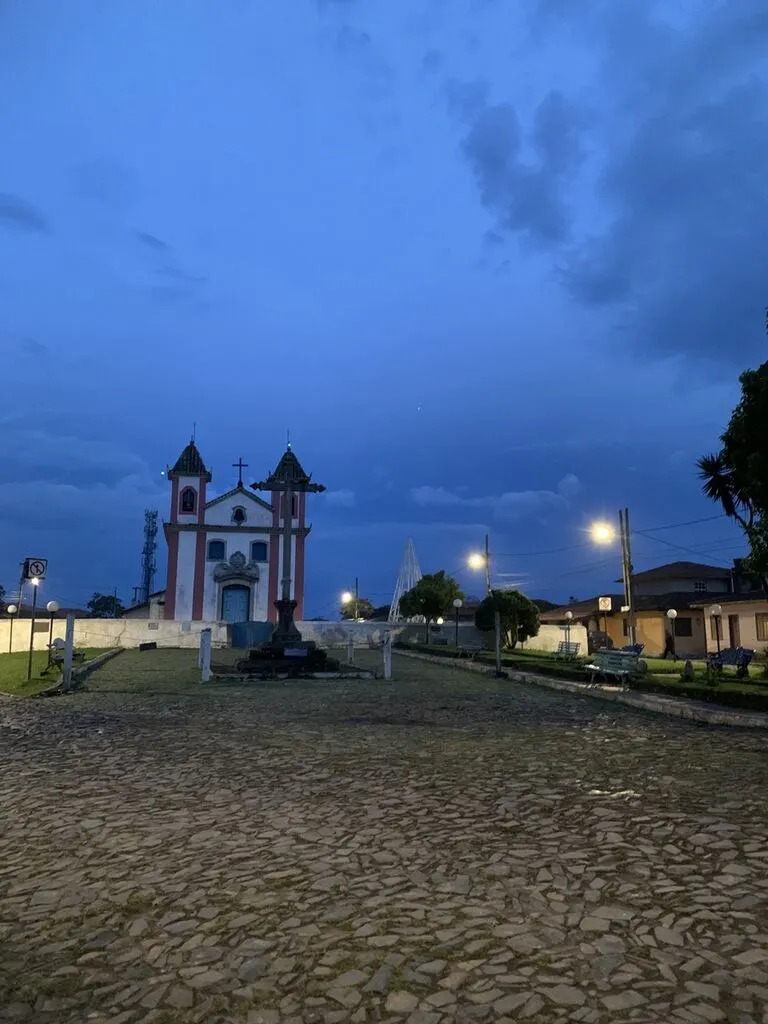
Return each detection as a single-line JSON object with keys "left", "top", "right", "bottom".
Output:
{"left": 135, "top": 509, "right": 158, "bottom": 606}
{"left": 388, "top": 538, "right": 422, "bottom": 623}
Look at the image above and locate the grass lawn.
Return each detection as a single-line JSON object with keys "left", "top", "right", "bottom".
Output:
{"left": 0, "top": 649, "right": 110, "bottom": 696}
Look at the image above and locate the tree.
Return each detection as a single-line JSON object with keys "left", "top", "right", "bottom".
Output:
{"left": 475, "top": 589, "right": 540, "bottom": 649}
{"left": 399, "top": 571, "right": 464, "bottom": 642}
{"left": 340, "top": 596, "right": 375, "bottom": 620}
{"left": 87, "top": 592, "right": 126, "bottom": 618}
{"left": 698, "top": 360, "right": 768, "bottom": 592}
{"left": 0, "top": 583, "right": 5, "bottom": 612}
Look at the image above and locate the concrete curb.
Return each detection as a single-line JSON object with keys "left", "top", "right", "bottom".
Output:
{"left": 396, "top": 649, "right": 768, "bottom": 730}
{"left": 36, "top": 648, "right": 124, "bottom": 696}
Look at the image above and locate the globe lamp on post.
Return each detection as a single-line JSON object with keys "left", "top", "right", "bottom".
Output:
{"left": 46, "top": 601, "right": 60, "bottom": 667}
{"left": 710, "top": 604, "right": 723, "bottom": 658}
{"left": 453, "top": 597, "right": 463, "bottom": 648}
{"left": 666, "top": 608, "right": 678, "bottom": 661}
{"left": 6, "top": 604, "right": 18, "bottom": 654}
{"left": 564, "top": 609, "right": 573, "bottom": 647}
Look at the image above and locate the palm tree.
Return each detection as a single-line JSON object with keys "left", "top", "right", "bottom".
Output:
{"left": 697, "top": 453, "right": 753, "bottom": 530}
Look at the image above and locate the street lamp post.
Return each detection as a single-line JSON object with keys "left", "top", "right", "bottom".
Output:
{"left": 46, "top": 601, "right": 60, "bottom": 668}
{"left": 666, "top": 608, "right": 678, "bottom": 660}
{"left": 453, "top": 598, "right": 463, "bottom": 647}
{"left": 468, "top": 538, "right": 502, "bottom": 675}
{"left": 6, "top": 604, "right": 18, "bottom": 654}
{"left": 564, "top": 609, "right": 573, "bottom": 648}
{"left": 710, "top": 604, "right": 723, "bottom": 658}
{"left": 26, "top": 577, "right": 40, "bottom": 681}
{"left": 590, "top": 511, "right": 636, "bottom": 645}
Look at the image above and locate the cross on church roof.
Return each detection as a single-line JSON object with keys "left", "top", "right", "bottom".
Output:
{"left": 232, "top": 457, "right": 248, "bottom": 487}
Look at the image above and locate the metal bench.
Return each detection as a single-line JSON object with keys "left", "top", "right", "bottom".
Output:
{"left": 457, "top": 640, "right": 485, "bottom": 661}
{"left": 586, "top": 649, "right": 640, "bottom": 686}
{"left": 707, "top": 647, "right": 754, "bottom": 678}
{"left": 555, "top": 640, "right": 581, "bottom": 659}
{"left": 621, "top": 643, "right": 644, "bottom": 655}
{"left": 43, "top": 639, "right": 86, "bottom": 674}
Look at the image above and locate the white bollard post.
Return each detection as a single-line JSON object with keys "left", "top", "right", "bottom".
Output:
{"left": 494, "top": 610, "right": 502, "bottom": 676}
{"left": 383, "top": 631, "right": 392, "bottom": 681}
{"left": 62, "top": 613, "right": 75, "bottom": 692}
{"left": 347, "top": 633, "right": 355, "bottom": 665}
{"left": 200, "top": 628, "right": 212, "bottom": 683}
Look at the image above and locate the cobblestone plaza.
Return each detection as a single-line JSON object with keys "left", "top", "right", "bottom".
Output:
{"left": 1, "top": 651, "right": 767, "bottom": 1023}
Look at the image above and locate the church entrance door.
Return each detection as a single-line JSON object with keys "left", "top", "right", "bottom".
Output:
{"left": 221, "top": 584, "right": 250, "bottom": 623}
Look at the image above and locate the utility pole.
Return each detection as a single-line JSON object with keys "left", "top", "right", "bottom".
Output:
{"left": 354, "top": 576, "right": 359, "bottom": 621}
{"left": 484, "top": 533, "right": 491, "bottom": 596}
{"left": 618, "top": 508, "right": 637, "bottom": 645}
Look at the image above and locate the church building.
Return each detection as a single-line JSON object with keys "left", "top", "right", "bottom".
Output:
{"left": 163, "top": 440, "right": 312, "bottom": 623}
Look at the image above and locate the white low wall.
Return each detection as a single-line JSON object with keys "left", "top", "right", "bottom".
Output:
{"left": 518, "top": 623, "right": 588, "bottom": 654}
{"left": 0, "top": 618, "right": 229, "bottom": 653}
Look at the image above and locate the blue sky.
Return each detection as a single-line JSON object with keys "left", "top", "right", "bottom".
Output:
{"left": 1, "top": 0, "right": 766, "bottom": 616}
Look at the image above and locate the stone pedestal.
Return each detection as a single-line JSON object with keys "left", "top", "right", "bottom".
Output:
{"left": 271, "top": 598, "right": 303, "bottom": 649}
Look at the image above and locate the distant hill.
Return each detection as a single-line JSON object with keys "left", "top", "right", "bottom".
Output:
{"left": 531, "top": 598, "right": 558, "bottom": 612}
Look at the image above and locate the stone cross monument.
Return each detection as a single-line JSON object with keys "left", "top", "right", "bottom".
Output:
{"left": 252, "top": 445, "right": 325, "bottom": 648}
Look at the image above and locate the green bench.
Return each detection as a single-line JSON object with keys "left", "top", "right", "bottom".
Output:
{"left": 555, "top": 640, "right": 581, "bottom": 659}
{"left": 586, "top": 649, "right": 640, "bottom": 686}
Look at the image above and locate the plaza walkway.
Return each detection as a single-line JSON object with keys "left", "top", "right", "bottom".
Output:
{"left": 1, "top": 651, "right": 767, "bottom": 1023}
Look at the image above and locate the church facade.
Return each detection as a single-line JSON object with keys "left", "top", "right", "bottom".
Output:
{"left": 163, "top": 440, "right": 311, "bottom": 623}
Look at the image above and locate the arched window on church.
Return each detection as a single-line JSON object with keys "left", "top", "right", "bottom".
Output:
{"left": 232, "top": 506, "right": 247, "bottom": 525}
{"left": 207, "top": 540, "right": 226, "bottom": 561}
{"left": 180, "top": 487, "right": 197, "bottom": 514}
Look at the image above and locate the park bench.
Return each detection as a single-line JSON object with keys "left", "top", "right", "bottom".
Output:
{"left": 707, "top": 647, "right": 754, "bottom": 678}
{"left": 586, "top": 649, "right": 640, "bottom": 686}
{"left": 555, "top": 640, "right": 581, "bottom": 659}
{"left": 43, "top": 639, "right": 86, "bottom": 674}
{"left": 457, "top": 640, "right": 485, "bottom": 661}
{"left": 432, "top": 638, "right": 450, "bottom": 646}
{"left": 621, "top": 643, "right": 644, "bottom": 655}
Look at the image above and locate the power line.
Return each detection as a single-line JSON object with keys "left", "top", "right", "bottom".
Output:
{"left": 633, "top": 530, "right": 734, "bottom": 567}
{"left": 639, "top": 513, "right": 726, "bottom": 533}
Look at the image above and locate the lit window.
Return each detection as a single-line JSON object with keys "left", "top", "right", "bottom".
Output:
{"left": 180, "top": 487, "right": 197, "bottom": 514}
{"left": 693, "top": 580, "right": 707, "bottom": 592}
{"left": 251, "top": 541, "right": 268, "bottom": 561}
{"left": 232, "top": 506, "right": 247, "bottom": 525}
{"left": 207, "top": 540, "right": 226, "bottom": 561}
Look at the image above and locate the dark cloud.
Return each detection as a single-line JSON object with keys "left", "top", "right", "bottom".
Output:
{"left": 71, "top": 157, "right": 141, "bottom": 211}
{"left": 453, "top": 86, "right": 584, "bottom": 246}
{"left": 420, "top": 50, "right": 444, "bottom": 75}
{"left": 537, "top": 0, "right": 768, "bottom": 362}
{"left": 0, "top": 193, "right": 48, "bottom": 233}
{"left": 135, "top": 231, "right": 169, "bottom": 252}
{"left": 20, "top": 338, "right": 48, "bottom": 358}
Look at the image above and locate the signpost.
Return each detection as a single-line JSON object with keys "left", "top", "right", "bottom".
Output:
{"left": 23, "top": 557, "right": 47, "bottom": 681}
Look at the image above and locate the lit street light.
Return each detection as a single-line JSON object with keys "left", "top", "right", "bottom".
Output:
{"left": 467, "top": 534, "right": 492, "bottom": 595}
{"left": 27, "top": 576, "right": 40, "bottom": 682}
{"left": 590, "top": 521, "right": 615, "bottom": 545}
{"left": 710, "top": 604, "right": 723, "bottom": 658}
{"left": 467, "top": 552, "right": 486, "bottom": 570}
{"left": 6, "top": 604, "right": 18, "bottom": 654}
{"left": 46, "top": 601, "right": 60, "bottom": 668}
{"left": 341, "top": 577, "right": 359, "bottom": 620}
{"left": 666, "top": 608, "right": 678, "bottom": 660}
{"left": 453, "top": 597, "right": 463, "bottom": 647}
{"left": 564, "top": 609, "right": 573, "bottom": 647}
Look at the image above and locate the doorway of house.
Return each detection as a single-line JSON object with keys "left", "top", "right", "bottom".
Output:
{"left": 728, "top": 614, "right": 740, "bottom": 649}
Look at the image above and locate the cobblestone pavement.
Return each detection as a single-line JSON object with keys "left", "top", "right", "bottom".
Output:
{"left": 2, "top": 651, "right": 768, "bottom": 1024}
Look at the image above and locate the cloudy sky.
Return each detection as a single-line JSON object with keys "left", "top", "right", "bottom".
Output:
{"left": 1, "top": 0, "right": 765, "bottom": 616}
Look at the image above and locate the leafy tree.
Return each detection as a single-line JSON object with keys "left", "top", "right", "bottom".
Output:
{"left": 475, "top": 589, "right": 540, "bottom": 649}
{"left": 87, "top": 592, "right": 126, "bottom": 618}
{"left": 0, "top": 583, "right": 5, "bottom": 612}
{"left": 399, "top": 571, "right": 464, "bottom": 642}
{"left": 340, "top": 596, "right": 375, "bottom": 620}
{"left": 698, "top": 360, "right": 768, "bottom": 592}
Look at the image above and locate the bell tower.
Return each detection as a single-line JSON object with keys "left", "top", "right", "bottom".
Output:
{"left": 164, "top": 438, "right": 212, "bottom": 620}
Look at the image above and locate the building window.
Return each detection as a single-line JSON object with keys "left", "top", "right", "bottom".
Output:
{"left": 207, "top": 540, "right": 226, "bottom": 561}
{"left": 180, "top": 487, "right": 197, "bottom": 514}
{"left": 232, "top": 506, "right": 247, "bottom": 525}
{"left": 250, "top": 541, "right": 268, "bottom": 562}
{"left": 693, "top": 580, "right": 707, "bottom": 593}
{"left": 674, "top": 617, "right": 693, "bottom": 637}
{"left": 756, "top": 613, "right": 768, "bottom": 642}
{"left": 282, "top": 494, "right": 297, "bottom": 518}
{"left": 622, "top": 618, "right": 628, "bottom": 637}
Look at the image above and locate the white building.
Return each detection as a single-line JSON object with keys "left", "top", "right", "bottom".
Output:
{"left": 161, "top": 440, "right": 312, "bottom": 623}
